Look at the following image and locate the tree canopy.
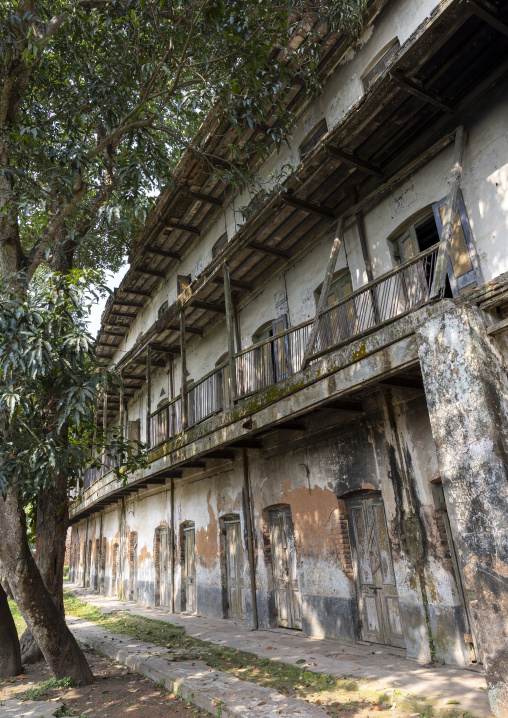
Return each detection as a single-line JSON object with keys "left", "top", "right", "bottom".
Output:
{"left": 1, "top": 0, "right": 367, "bottom": 281}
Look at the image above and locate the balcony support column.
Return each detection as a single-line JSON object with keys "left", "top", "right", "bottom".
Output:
{"left": 223, "top": 263, "right": 238, "bottom": 403}
{"left": 430, "top": 125, "right": 466, "bottom": 298}
{"left": 119, "top": 373, "right": 125, "bottom": 467}
{"left": 146, "top": 346, "right": 152, "bottom": 446}
{"left": 180, "top": 311, "right": 188, "bottom": 429}
{"left": 302, "top": 216, "right": 345, "bottom": 369}
{"left": 102, "top": 389, "right": 108, "bottom": 473}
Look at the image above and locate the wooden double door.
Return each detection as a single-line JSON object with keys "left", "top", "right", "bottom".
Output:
{"left": 347, "top": 495, "right": 405, "bottom": 648}
{"left": 183, "top": 524, "right": 196, "bottom": 612}
{"left": 224, "top": 519, "right": 245, "bottom": 619}
{"left": 269, "top": 507, "right": 302, "bottom": 630}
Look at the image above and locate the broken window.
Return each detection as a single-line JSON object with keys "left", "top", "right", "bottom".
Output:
{"left": 158, "top": 301, "right": 168, "bottom": 318}
{"left": 299, "top": 119, "right": 328, "bottom": 161}
{"left": 362, "top": 39, "right": 400, "bottom": 90}
{"left": 392, "top": 194, "right": 481, "bottom": 297}
{"left": 212, "top": 233, "right": 228, "bottom": 258}
{"left": 177, "top": 274, "right": 191, "bottom": 295}
{"left": 254, "top": 316, "right": 290, "bottom": 384}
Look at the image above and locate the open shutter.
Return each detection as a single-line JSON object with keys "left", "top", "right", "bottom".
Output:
{"left": 272, "top": 315, "right": 290, "bottom": 381}
{"left": 432, "top": 192, "right": 483, "bottom": 296}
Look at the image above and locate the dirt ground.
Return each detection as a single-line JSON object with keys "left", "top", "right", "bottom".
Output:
{"left": 0, "top": 650, "right": 210, "bottom": 718}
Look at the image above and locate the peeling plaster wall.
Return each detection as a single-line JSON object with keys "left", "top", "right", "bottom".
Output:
{"left": 73, "top": 391, "right": 474, "bottom": 666}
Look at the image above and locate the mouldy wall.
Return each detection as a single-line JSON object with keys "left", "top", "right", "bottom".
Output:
{"left": 362, "top": 91, "right": 508, "bottom": 282}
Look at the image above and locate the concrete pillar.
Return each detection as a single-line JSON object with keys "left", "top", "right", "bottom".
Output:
{"left": 417, "top": 306, "right": 508, "bottom": 716}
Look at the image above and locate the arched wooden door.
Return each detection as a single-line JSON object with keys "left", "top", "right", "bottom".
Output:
{"left": 347, "top": 495, "right": 405, "bottom": 648}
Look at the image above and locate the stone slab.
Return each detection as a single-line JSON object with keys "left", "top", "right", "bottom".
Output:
{"left": 68, "top": 586, "right": 491, "bottom": 717}
{"left": 0, "top": 700, "right": 62, "bottom": 718}
{"left": 68, "top": 616, "right": 329, "bottom": 718}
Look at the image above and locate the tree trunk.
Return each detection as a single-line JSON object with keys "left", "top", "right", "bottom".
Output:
{"left": 20, "top": 468, "right": 69, "bottom": 664}
{"left": 0, "top": 489, "right": 94, "bottom": 685}
{"left": 0, "top": 582, "right": 22, "bottom": 679}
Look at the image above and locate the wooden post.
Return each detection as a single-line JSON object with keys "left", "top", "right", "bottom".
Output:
{"left": 180, "top": 310, "right": 188, "bottom": 429}
{"left": 119, "top": 373, "right": 125, "bottom": 468}
{"left": 301, "top": 216, "right": 345, "bottom": 369}
{"left": 146, "top": 345, "right": 152, "bottom": 446}
{"left": 223, "top": 263, "right": 238, "bottom": 403}
{"left": 355, "top": 211, "right": 374, "bottom": 282}
{"left": 355, "top": 211, "right": 380, "bottom": 323}
{"left": 102, "top": 388, "right": 108, "bottom": 475}
{"left": 430, "top": 126, "right": 466, "bottom": 298}
{"left": 170, "top": 476, "right": 175, "bottom": 614}
{"left": 242, "top": 449, "right": 258, "bottom": 630}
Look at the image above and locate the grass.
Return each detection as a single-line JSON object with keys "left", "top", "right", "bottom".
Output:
{"left": 8, "top": 599, "right": 26, "bottom": 636}
{"left": 63, "top": 591, "right": 368, "bottom": 716}
{"left": 23, "top": 676, "right": 76, "bottom": 701}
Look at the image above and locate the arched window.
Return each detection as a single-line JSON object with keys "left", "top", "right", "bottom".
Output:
{"left": 212, "top": 233, "right": 228, "bottom": 258}
{"left": 362, "top": 39, "right": 400, "bottom": 90}
{"left": 299, "top": 119, "right": 328, "bottom": 161}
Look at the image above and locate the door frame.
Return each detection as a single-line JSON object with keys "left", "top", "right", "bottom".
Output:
{"left": 346, "top": 491, "right": 406, "bottom": 649}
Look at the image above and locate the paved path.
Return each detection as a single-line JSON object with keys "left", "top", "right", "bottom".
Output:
{"left": 68, "top": 615, "right": 329, "bottom": 718}
{"left": 67, "top": 585, "right": 491, "bottom": 717}
{"left": 0, "top": 700, "right": 63, "bottom": 717}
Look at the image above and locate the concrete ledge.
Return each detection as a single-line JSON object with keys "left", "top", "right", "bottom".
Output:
{"left": 67, "top": 616, "right": 329, "bottom": 718}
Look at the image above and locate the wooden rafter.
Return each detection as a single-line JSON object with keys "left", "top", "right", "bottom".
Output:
{"left": 389, "top": 72, "right": 454, "bottom": 113}
{"left": 146, "top": 245, "right": 181, "bottom": 260}
{"left": 280, "top": 192, "right": 335, "bottom": 218}
{"left": 164, "top": 221, "right": 200, "bottom": 235}
{"left": 247, "top": 241, "right": 289, "bottom": 259}
{"left": 326, "top": 147, "right": 383, "bottom": 176}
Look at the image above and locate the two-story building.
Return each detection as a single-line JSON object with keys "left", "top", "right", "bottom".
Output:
{"left": 69, "top": 0, "right": 508, "bottom": 712}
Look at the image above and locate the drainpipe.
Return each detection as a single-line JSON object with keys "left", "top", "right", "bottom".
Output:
{"left": 170, "top": 477, "right": 175, "bottom": 614}
{"left": 242, "top": 448, "right": 258, "bottom": 630}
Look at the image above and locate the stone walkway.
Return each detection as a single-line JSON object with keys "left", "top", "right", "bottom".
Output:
{"left": 67, "top": 585, "right": 491, "bottom": 717}
{"left": 68, "top": 615, "right": 329, "bottom": 718}
{"left": 0, "top": 700, "right": 63, "bottom": 717}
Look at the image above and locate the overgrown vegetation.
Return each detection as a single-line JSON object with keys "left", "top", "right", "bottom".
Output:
{"left": 64, "top": 591, "right": 475, "bottom": 718}
{"left": 23, "top": 676, "right": 76, "bottom": 701}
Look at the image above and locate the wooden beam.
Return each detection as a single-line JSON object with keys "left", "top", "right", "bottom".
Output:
{"left": 327, "top": 147, "right": 382, "bottom": 177}
{"left": 135, "top": 265, "right": 166, "bottom": 278}
{"left": 223, "top": 264, "right": 238, "bottom": 402}
{"left": 486, "top": 317, "right": 508, "bottom": 336}
{"left": 230, "top": 439, "right": 263, "bottom": 449}
{"left": 280, "top": 192, "right": 335, "bottom": 218}
{"left": 466, "top": 0, "right": 508, "bottom": 37}
{"left": 150, "top": 343, "right": 180, "bottom": 355}
{"left": 99, "top": 329, "right": 125, "bottom": 337}
{"left": 108, "top": 310, "right": 136, "bottom": 319}
{"left": 182, "top": 460, "right": 206, "bottom": 468}
{"left": 213, "top": 275, "right": 253, "bottom": 291}
{"left": 112, "top": 300, "right": 144, "bottom": 308}
{"left": 185, "top": 189, "right": 223, "bottom": 207}
{"left": 146, "top": 245, "right": 181, "bottom": 260}
{"left": 132, "top": 357, "right": 166, "bottom": 368}
{"left": 302, "top": 217, "right": 345, "bottom": 369}
{"left": 389, "top": 72, "right": 454, "bottom": 113}
{"left": 431, "top": 126, "right": 466, "bottom": 297}
{"left": 180, "top": 310, "right": 188, "bottom": 430}
{"left": 247, "top": 241, "right": 289, "bottom": 259}
{"left": 164, "top": 221, "right": 200, "bottom": 235}
{"left": 379, "top": 377, "right": 424, "bottom": 390}
{"left": 122, "top": 373, "right": 144, "bottom": 380}
{"left": 205, "top": 450, "right": 236, "bottom": 460}
{"left": 122, "top": 287, "right": 152, "bottom": 297}
{"left": 323, "top": 399, "right": 364, "bottom": 412}
{"left": 191, "top": 300, "right": 226, "bottom": 314}
{"left": 166, "top": 323, "right": 203, "bottom": 335}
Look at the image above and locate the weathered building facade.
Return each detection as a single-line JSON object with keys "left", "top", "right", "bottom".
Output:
{"left": 69, "top": 0, "right": 508, "bottom": 713}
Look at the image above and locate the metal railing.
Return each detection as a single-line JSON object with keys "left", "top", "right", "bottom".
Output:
{"left": 312, "top": 244, "right": 439, "bottom": 357}
{"left": 235, "top": 321, "right": 312, "bottom": 397}
{"left": 145, "top": 246, "right": 438, "bottom": 448}
{"left": 83, "top": 448, "right": 119, "bottom": 490}
{"left": 185, "top": 361, "right": 229, "bottom": 426}
{"left": 149, "top": 395, "right": 182, "bottom": 447}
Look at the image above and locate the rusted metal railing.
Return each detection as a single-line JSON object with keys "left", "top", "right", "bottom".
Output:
{"left": 142, "top": 246, "right": 438, "bottom": 450}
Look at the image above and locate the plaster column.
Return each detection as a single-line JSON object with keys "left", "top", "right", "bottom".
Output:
{"left": 417, "top": 305, "right": 508, "bottom": 717}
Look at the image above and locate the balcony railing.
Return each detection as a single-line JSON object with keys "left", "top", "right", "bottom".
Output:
{"left": 83, "top": 448, "right": 119, "bottom": 490}
{"left": 143, "top": 245, "right": 438, "bottom": 449}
